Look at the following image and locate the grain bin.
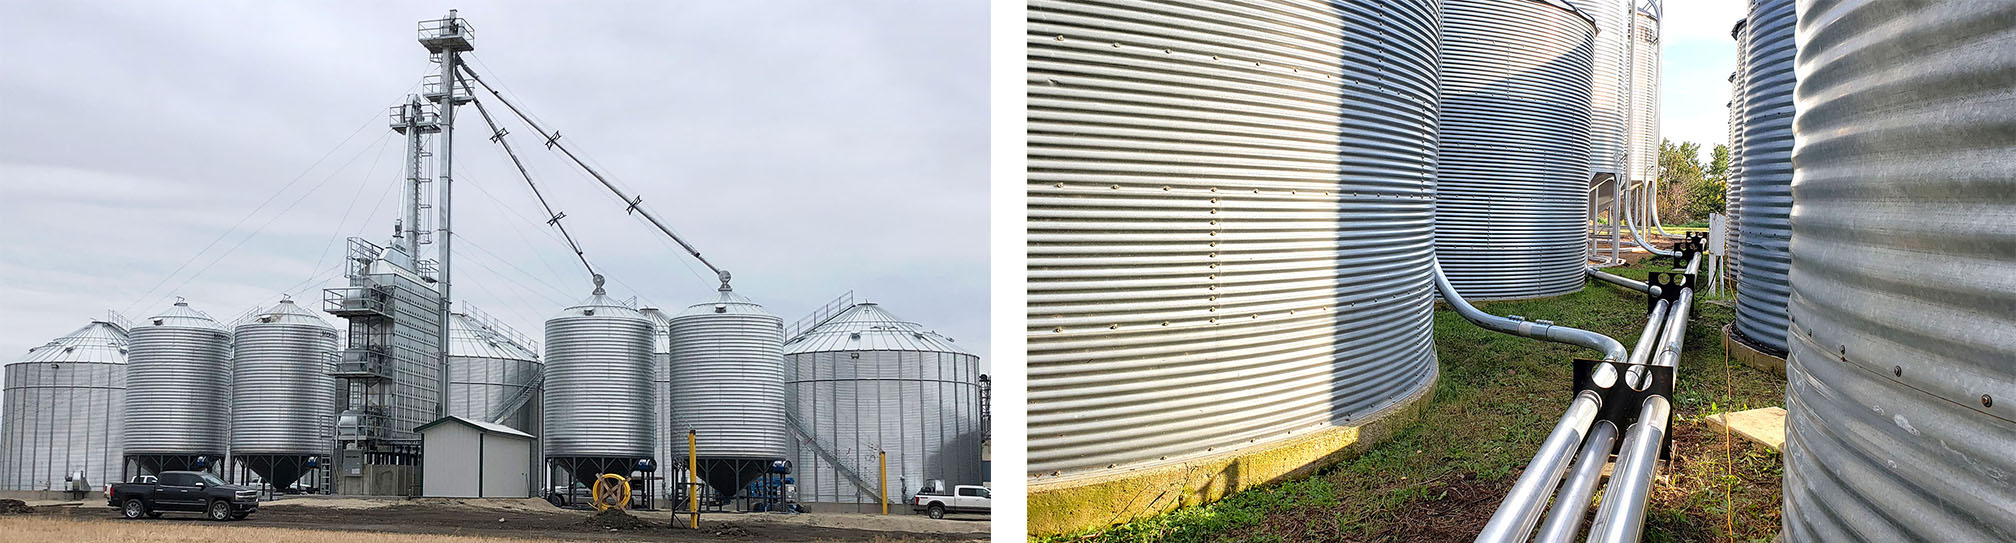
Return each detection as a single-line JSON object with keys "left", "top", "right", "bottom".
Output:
{"left": 1435, "top": 0, "right": 1597, "bottom": 299}
{"left": 1569, "top": 0, "right": 1632, "bottom": 177}
{"left": 638, "top": 306, "right": 672, "bottom": 497}
{"left": 783, "top": 302, "right": 982, "bottom": 510}
{"left": 1026, "top": 0, "right": 1441, "bottom": 534}
{"left": 667, "top": 287, "right": 786, "bottom": 500}
{"left": 445, "top": 309, "right": 541, "bottom": 431}
{"left": 229, "top": 298, "right": 338, "bottom": 489}
{"left": 0, "top": 319, "right": 128, "bottom": 492}
{"left": 1627, "top": 0, "right": 1661, "bottom": 185}
{"left": 1726, "top": 18, "right": 1748, "bottom": 286}
{"left": 1732, "top": 0, "right": 1795, "bottom": 354}
{"left": 1782, "top": 2, "right": 2016, "bottom": 540}
{"left": 123, "top": 300, "right": 231, "bottom": 475}
{"left": 541, "top": 287, "right": 655, "bottom": 485}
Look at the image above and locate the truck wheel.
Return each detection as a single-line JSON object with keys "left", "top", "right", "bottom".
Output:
{"left": 120, "top": 499, "right": 147, "bottom": 519}
{"left": 928, "top": 503, "right": 945, "bottom": 519}
{"left": 207, "top": 499, "right": 232, "bottom": 521}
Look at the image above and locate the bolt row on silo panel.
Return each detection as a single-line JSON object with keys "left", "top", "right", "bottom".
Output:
{"left": 1726, "top": 18, "right": 1747, "bottom": 286}
{"left": 667, "top": 288, "right": 787, "bottom": 498}
{"left": 1733, "top": 0, "right": 1795, "bottom": 353}
{"left": 229, "top": 299, "right": 338, "bottom": 457}
{"left": 1435, "top": 0, "right": 1596, "bottom": 300}
{"left": 784, "top": 303, "right": 983, "bottom": 507}
{"left": 1783, "top": 1, "right": 2016, "bottom": 540}
{"left": 1570, "top": 0, "right": 1632, "bottom": 178}
{"left": 541, "top": 292, "right": 655, "bottom": 461}
{"left": 1026, "top": 0, "right": 1440, "bottom": 482}
{"left": 0, "top": 321, "right": 127, "bottom": 491}
{"left": 124, "top": 301, "right": 231, "bottom": 458}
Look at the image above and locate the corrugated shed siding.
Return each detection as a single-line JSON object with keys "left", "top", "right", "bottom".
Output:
{"left": 1026, "top": 0, "right": 1440, "bottom": 477}
{"left": 1783, "top": 1, "right": 2016, "bottom": 541}
{"left": 1734, "top": 0, "right": 1795, "bottom": 352}
{"left": 1436, "top": 0, "right": 1596, "bottom": 299}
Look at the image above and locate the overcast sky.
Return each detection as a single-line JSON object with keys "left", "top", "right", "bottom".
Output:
{"left": 0, "top": 1, "right": 990, "bottom": 367}
{"left": 1660, "top": 0, "right": 1746, "bottom": 158}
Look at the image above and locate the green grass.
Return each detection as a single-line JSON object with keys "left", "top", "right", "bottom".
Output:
{"left": 1040, "top": 260, "right": 1786, "bottom": 543}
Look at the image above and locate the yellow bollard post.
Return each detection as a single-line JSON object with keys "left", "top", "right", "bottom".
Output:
{"left": 688, "top": 430, "right": 699, "bottom": 529}
{"left": 879, "top": 450, "right": 888, "bottom": 515}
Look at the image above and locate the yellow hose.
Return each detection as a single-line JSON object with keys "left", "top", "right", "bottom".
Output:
{"left": 590, "top": 473, "right": 631, "bottom": 511}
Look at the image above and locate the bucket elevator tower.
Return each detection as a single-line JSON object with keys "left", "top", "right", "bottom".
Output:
{"left": 322, "top": 11, "right": 471, "bottom": 496}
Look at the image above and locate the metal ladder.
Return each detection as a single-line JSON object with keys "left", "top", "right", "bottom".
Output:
{"left": 785, "top": 412, "right": 880, "bottom": 502}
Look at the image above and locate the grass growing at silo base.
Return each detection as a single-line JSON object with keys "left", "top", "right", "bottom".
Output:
{"left": 1043, "top": 260, "right": 1786, "bottom": 543}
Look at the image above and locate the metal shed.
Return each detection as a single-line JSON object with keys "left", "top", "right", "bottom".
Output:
{"left": 418, "top": 416, "right": 535, "bottom": 498}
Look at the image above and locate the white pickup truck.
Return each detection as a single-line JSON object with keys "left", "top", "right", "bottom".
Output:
{"left": 911, "top": 484, "right": 990, "bottom": 519}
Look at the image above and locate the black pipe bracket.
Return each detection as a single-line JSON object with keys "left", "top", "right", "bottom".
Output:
{"left": 1646, "top": 271, "right": 1695, "bottom": 314}
{"left": 1573, "top": 359, "right": 1676, "bottom": 460}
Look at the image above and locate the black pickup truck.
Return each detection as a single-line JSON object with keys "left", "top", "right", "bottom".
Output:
{"left": 106, "top": 471, "right": 258, "bottom": 521}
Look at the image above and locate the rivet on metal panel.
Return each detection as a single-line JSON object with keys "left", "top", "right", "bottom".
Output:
{"left": 1893, "top": 366, "right": 1902, "bottom": 377}
{"left": 1984, "top": 395, "right": 1994, "bottom": 408}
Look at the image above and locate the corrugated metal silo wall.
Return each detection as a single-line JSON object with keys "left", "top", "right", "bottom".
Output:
{"left": 1727, "top": 20, "right": 1747, "bottom": 285}
{"left": 0, "top": 324, "right": 126, "bottom": 491}
{"left": 1627, "top": 4, "right": 1660, "bottom": 184}
{"left": 1783, "top": 1, "right": 2016, "bottom": 540}
{"left": 1733, "top": 0, "right": 1795, "bottom": 353}
{"left": 229, "top": 321, "right": 338, "bottom": 455}
{"left": 1026, "top": 0, "right": 1440, "bottom": 477}
{"left": 125, "top": 322, "right": 231, "bottom": 456}
{"left": 1570, "top": 0, "right": 1631, "bottom": 177}
{"left": 542, "top": 310, "right": 656, "bottom": 459}
{"left": 786, "top": 350, "right": 982, "bottom": 505}
{"left": 1435, "top": 0, "right": 1595, "bottom": 299}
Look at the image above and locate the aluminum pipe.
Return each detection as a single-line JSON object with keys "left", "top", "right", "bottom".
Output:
{"left": 1435, "top": 259, "right": 1627, "bottom": 363}
{"left": 1585, "top": 395, "right": 1673, "bottom": 543}
{"left": 1475, "top": 389, "right": 1604, "bottom": 543}
{"left": 1532, "top": 419, "right": 1619, "bottom": 543}
{"left": 1586, "top": 268, "right": 1659, "bottom": 297}
{"left": 1622, "top": 184, "right": 1676, "bottom": 257}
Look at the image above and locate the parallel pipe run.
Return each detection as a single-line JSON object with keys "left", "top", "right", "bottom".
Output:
{"left": 1474, "top": 390, "right": 1605, "bottom": 543}
{"left": 1434, "top": 259, "right": 1627, "bottom": 363}
{"left": 1619, "top": 298, "right": 1670, "bottom": 393}
{"left": 1584, "top": 395, "right": 1673, "bottom": 543}
{"left": 1587, "top": 268, "right": 1659, "bottom": 298}
{"left": 1622, "top": 184, "right": 1676, "bottom": 257}
{"left": 1532, "top": 419, "right": 1619, "bottom": 543}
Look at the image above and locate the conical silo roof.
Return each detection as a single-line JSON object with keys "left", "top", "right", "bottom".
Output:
{"left": 783, "top": 303, "right": 970, "bottom": 355}
{"left": 15, "top": 321, "right": 129, "bottom": 365}
{"left": 237, "top": 297, "right": 333, "bottom": 328}
{"left": 143, "top": 300, "right": 229, "bottom": 331}
{"left": 450, "top": 312, "right": 539, "bottom": 361}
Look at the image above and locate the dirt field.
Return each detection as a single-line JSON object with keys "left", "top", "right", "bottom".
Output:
{"left": 3, "top": 498, "right": 988, "bottom": 542}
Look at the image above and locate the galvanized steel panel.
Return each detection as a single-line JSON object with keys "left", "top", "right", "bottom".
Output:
{"left": 542, "top": 293, "right": 655, "bottom": 459}
{"left": 124, "top": 302, "right": 231, "bottom": 456}
{"left": 1436, "top": 0, "right": 1596, "bottom": 299}
{"left": 229, "top": 299, "right": 338, "bottom": 455}
{"left": 0, "top": 321, "right": 127, "bottom": 491}
{"left": 1626, "top": 1, "right": 1661, "bottom": 184}
{"left": 783, "top": 304, "right": 983, "bottom": 504}
{"left": 1026, "top": 0, "right": 1440, "bottom": 477}
{"left": 1570, "top": 0, "right": 1632, "bottom": 176}
{"left": 1733, "top": 0, "right": 1795, "bottom": 352}
{"left": 667, "top": 289, "right": 787, "bottom": 461}
{"left": 445, "top": 312, "right": 540, "bottom": 429}
{"left": 1727, "top": 19, "right": 1748, "bottom": 284}
{"left": 1783, "top": 1, "right": 2016, "bottom": 540}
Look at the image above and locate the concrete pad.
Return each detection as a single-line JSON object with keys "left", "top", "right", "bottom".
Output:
{"left": 1702, "top": 407, "right": 1787, "bottom": 451}
{"left": 1025, "top": 372, "right": 1438, "bottom": 537}
{"left": 1723, "top": 324, "right": 1787, "bottom": 377}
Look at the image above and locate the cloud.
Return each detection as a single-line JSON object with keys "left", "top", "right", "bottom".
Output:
{"left": 0, "top": 1, "right": 990, "bottom": 369}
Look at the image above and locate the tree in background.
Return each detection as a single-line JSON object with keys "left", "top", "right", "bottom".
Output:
{"left": 1657, "top": 139, "right": 1707, "bottom": 224}
{"left": 1689, "top": 144, "right": 1730, "bottom": 219}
